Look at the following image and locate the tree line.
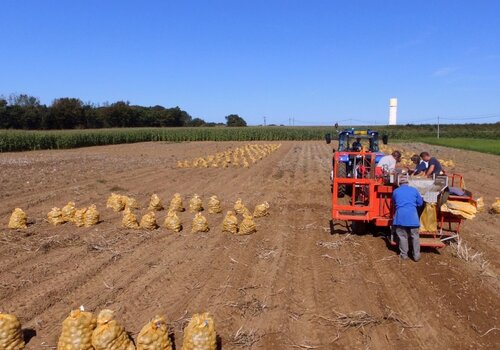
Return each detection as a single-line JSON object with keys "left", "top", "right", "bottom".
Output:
{"left": 0, "top": 94, "right": 247, "bottom": 129}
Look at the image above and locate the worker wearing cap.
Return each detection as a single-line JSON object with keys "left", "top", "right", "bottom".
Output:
{"left": 377, "top": 150, "right": 401, "bottom": 171}
{"left": 392, "top": 177, "right": 424, "bottom": 261}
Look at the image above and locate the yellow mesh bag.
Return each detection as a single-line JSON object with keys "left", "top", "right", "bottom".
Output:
{"left": 74, "top": 208, "right": 87, "bottom": 227}
{"left": 207, "top": 196, "right": 222, "bottom": 214}
{"left": 253, "top": 202, "right": 270, "bottom": 218}
{"left": 420, "top": 203, "right": 437, "bottom": 232}
{"left": 106, "top": 193, "right": 125, "bottom": 212}
{"left": 222, "top": 211, "right": 238, "bottom": 234}
{"left": 164, "top": 211, "right": 182, "bottom": 232}
{"left": 122, "top": 208, "right": 139, "bottom": 229}
{"left": 123, "top": 196, "right": 140, "bottom": 209}
{"left": 136, "top": 315, "right": 173, "bottom": 350}
{"left": 8, "top": 208, "right": 27, "bottom": 229}
{"left": 148, "top": 194, "right": 164, "bottom": 211}
{"left": 84, "top": 205, "right": 100, "bottom": 227}
{"left": 189, "top": 195, "right": 203, "bottom": 213}
{"left": 491, "top": 198, "right": 500, "bottom": 214}
{"left": 191, "top": 213, "right": 209, "bottom": 233}
{"left": 57, "top": 308, "right": 96, "bottom": 350}
{"left": 475, "top": 197, "right": 484, "bottom": 212}
{"left": 182, "top": 312, "right": 216, "bottom": 350}
{"left": 140, "top": 212, "right": 158, "bottom": 230}
{"left": 0, "top": 312, "right": 25, "bottom": 350}
{"left": 62, "top": 202, "right": 77, "bottom": 222}
{"left": 168, "top": 193, "right": 185, "bottom": 212}
{"left": 238, "top": 214, "right": 256, "bottom": 235}
{"left": 48, "top": 207, "right": 65, "bottom": 226}
{"left": 233, "top": 199, "right": 246, "bottom": 215}
{"left": 91, "top": 310, "right": 135, "bottom": 350}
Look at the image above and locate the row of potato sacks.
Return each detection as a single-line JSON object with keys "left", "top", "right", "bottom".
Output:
{"left": 7, "top": 203, "right": 100, "bottom": 230}
{"left": 1, "top": 308, "right": 216, "bottom": 350}
{"left": 109, "top": 193, "right": 270, "bottom": 235}
{"left": 177, "top": 143, "right": 281, "bottom": 168}
{"left": 379, "top": 145, "right": 455, "bottom": 168}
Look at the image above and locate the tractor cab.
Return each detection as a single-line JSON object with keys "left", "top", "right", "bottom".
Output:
{"left": 336, "top": 129, "right": 386, "bottom": 162}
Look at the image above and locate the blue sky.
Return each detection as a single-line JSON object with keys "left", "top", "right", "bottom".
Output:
{"left": 1, "top": 0, "right": 500, "bottom": 125}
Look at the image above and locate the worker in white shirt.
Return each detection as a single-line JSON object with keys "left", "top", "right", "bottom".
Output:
{"left": 377, "top": 150, "right": 401, "bottom": 171}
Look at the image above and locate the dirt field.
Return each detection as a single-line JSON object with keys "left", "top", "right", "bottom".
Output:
{"left": 1, "top": 141, "right": 499, "bottom": 349}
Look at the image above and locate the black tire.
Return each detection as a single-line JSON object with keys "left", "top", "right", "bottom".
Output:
{"left": 337, "top": 162, "right": 347, "bottom": 197}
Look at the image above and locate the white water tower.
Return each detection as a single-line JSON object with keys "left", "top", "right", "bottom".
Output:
{"left": 389, "top": 98, "right": 397, "bottom": 125}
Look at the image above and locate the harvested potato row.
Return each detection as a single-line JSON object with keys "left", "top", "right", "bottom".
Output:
{"left": 177, "top": 143, "right": 281, "bottom": 169}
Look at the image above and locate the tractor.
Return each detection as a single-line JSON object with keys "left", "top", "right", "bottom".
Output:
{"left": 325, "top": 128, "right": 387, "bottom": 197}
{"left": 326, "top": 128, "right": 473, "bottom": 249}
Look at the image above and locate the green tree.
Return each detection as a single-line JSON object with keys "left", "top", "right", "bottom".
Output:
{"left": 225, "top": 114, "right": 247, "bottom": 127}
{"left": 50, "top": 98, "right": 85, "bottom": 129}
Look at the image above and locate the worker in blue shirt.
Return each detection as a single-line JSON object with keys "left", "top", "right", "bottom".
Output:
{"left": 392, "top": 177, "right": 424, "bottom": 261}
{"left": 409, "top": 154, "right": 427, "bottom": 175}
{"left": 420, "top": 152, "right": 444, "bottom": 177}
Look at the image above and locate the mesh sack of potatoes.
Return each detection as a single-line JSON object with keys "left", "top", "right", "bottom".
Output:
{"left": 253, "top": 201, "right": 270, "bottom": 218}
{"left": 238, "top": 214, "right": 256, "bottom": 235}
{"left": 207, "top": 196, "right": 222, "bottom": 214}
{"left": 168, "top": 193, "right": 185, "bottom": 212}
{"left": 123, "top": 196, "right": 140, "bottom": 209}
{"left": 140, "top": 212, "right": 158, "bottom": 230}
{"left": 148, "top": 194, "right": 164, "bottom": 211}
{"left": 189, "top": 194, "right": 203, "bottom": 213}
{"left": 182, "top": 312, "right": 216, "bottom": 350}
{"left": 122, "top": 208, "right": 140, "bottom": 229}
{"left": 222, "top": 211, "right": 238, "bottom": 234}
{"left": 191, "top": 213, "right": 209, "bottom": 233}
{"left": 84, "top": 205, "right": 100, "bottom": 227}
{"left": 48, "top": 207, "right": 66, "bottom": 226}
{"left": 136, "top": 315, "right": 173, "bottom": 350}
{"left": 491, "top": 198, "right": 500, "bottom": 214}
{"left": 106, "top": 193, "right": 125, "bottom": 212}
{"left": 62, "top": 202, "right": 77, "bottom": 222}
{"left": 8, "top": 208, "right": 27, "bottom": 229}
{"left": 233, "top": 199, "right": 246, "bottom": 215}
{"left": 57, "top": 308, "right": 97, "bottom": 350}
{"left": 164, "top": 211, "right": 182, "bottom": 232}
{"left": 0, "top": 312, "right": 25, "bottom": 350}
{"left": 475, "top": 197, "right": 485, "bottom": 212}
{"left": 74, "top": 208, "right": 87, "bottom": 227}
{"left": 91, "top": 309, "right": 135, "bottom": 350}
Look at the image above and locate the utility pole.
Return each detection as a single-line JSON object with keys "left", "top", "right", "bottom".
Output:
{"left": 289, "top": 117, "right": 291, "bottom": 126}
{"left": 437, "top": 115, "right": 440, "bottom": 139}
{"left": 292, "top": 117, "right": 295, "bottom": 126}
{"left": 263, "top": 116, "right": 266, "bottom": 126}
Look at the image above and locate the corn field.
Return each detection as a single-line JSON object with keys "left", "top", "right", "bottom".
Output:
{"left": 0, "top": 124, "right": 498, "bottom": 152}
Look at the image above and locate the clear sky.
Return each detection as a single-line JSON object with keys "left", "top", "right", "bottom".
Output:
{"left": 1, "top": 0, "right": 500, "bottom": 125}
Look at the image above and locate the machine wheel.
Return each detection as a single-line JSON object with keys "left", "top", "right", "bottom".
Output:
{"left": 337, "top": 162, "right": 347, "bottom": 197}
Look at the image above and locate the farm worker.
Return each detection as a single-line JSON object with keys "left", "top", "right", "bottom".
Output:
{"left": 377, "top": 150, "right": 401, "bottom": 172}
{"left": 392, "top": 176, "right": 424, "bottom": 261}
{"left": 420, "top": 152, "right": 444, "bottom": 177}
{"left": 409, "top": 154, "right": 427, "bottom": 175}
{"left": 352, "top": 138, "right": 362, "bottom": 151}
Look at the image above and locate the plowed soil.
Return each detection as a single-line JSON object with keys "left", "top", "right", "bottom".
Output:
{"left": 1, "top": 141, "right": 499, "bottom": 349}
